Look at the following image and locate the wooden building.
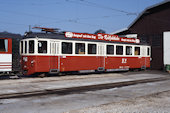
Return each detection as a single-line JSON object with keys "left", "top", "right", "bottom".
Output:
{"left": 113, "top": 0, "right": 170, "bottom": 70}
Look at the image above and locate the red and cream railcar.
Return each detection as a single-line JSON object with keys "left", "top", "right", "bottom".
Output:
{"left": 0, "top": 38, "right": 12, "bottom": 74}
{"left": 20, "top": 32, "right": 151, "bottom": 76}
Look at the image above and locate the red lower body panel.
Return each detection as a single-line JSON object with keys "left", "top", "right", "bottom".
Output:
{"left": 22, "top": 55, "right": 150, "bottom": 75}
{"left": 60, "top": 56, "right": 103, "bottom": 71}
{"left": 105, "top": 56, "right": 150, "bottom": 69}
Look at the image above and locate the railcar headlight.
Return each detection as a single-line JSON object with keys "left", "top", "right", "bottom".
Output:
{"left": 31, "top": 60, "right": 35, "bottom": 67}
{"left": 31, "top": 60, "right": 34, "bottom": 64}
{"left": 23, "top": 57, "right": 28, "bottom": 62}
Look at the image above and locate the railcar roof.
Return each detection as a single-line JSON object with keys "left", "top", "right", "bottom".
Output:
{"left": 23, "top": 32, "right": 149, "bottom": 46}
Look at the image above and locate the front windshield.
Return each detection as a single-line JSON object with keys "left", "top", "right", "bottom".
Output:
{"left": 29, "top": 40, "right": 34, "bottom": 53}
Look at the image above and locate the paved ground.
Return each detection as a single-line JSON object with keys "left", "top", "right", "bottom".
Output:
{"left": 0, "top": 71, "right": 169, "bottom": 113}
{"left": 0, "top": 71, "right": 168, "bottom": 95}
{"left": 0, "top": 79, "right": 170, "bottom": 113}
{"left": 68, "top": 90, "right": 170, "bottom": 113}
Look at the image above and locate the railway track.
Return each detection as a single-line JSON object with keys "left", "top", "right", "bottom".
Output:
{"left": 0, "top": 77, "right": 169, "bottom": 99}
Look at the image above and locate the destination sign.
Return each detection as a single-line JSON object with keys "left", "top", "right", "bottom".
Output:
{"left": 65, "top": 32, "right": 140, "bottom": 44}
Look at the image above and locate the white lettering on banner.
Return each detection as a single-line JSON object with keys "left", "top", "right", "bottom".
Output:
{"left": 65, "top": 32, "right": 140, "bottom": 44}
{"left": 65, "top": 32, "right": 73, "bottom": 38}
{"left": 103, "top": 34, "right": 120, "bottom": 41}
{"left": 65, "top": 32, "right": 97, "bottom": 39}
{"left": 98, "top": 33, "right": 103, "bottom": 39}
{"left": 121, "top": 38, "right": 140, "bottom": 43}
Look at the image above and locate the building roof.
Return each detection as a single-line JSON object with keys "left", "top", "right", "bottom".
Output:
{"left": 110, "top": 28, "right": 128, "bottom": 34}
{"left": 111, "top": 0, "right": 170, "bottom": 34}
{"left": 128, "top": 0, "right": 170, "bottom": 28}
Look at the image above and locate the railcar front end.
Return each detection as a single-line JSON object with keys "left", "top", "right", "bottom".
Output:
{"left": 0, "top": 38, "right": 12, "bottom": 75}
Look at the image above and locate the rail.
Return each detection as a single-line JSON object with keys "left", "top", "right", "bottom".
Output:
{"left": 0, "top": 77, "right": 169, "bottom": 99}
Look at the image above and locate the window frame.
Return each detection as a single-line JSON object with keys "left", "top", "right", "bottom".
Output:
{"left": 75, "top": 43, "right": 85, "bottom": 54}
{"left": 116, "top": 45, "right": 123, "bottom": 55}
{"left": 88, "top": 43, "right": 97, "bottom": 55}
{"left": 126, "top": 46, "right": 132, "bottom": 56}
{"left": 25, "top": 41, "right": 27, "bottom": 54}
{"left": 0, "top": 39, "right": 8, "bottom": 53}
{"left": 20, "top": 41, "right": 24, "bottom": 54}
{"left": 147, "top": 47, "right": 150, "bottom": 56}
{"left": 62, "top": 42, "right": 73, "bottom": 54}
{"left": 38, "top": 40, "right": 48, "bottom": 54}
{"left": 106, "top": 44, "right": 114, "bottom": 55}
{"left": 134, "top": 46, "right": 141, "bottom": 56}
{"left": 29, "top": 40, "right": 35, "bottom": 54}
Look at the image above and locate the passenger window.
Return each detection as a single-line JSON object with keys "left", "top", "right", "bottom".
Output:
{"left": 0, "top": 39, "right": 8, "bottom": 52}
{"left": 88, "top": 44, "right": 96, "bottom": 54}
{"left": 76, "top": 43, "right": 85, "bottom": 54}
{"left": 21, "top": 41, "right": 23, "bottom": 54}
{"left": 107, "top": 45, "right": 114, "bottom": 55}
{"left": 147, "top": 47, "right": 150, "bottom": 56}
{"left": 29, "top": 40, "right": 34, "bottom": 53}
{"left": 25, "top": 41, "right": 27, "bottom": 54}
{"left": 62, "top": 42, "right": 72, "bottom": 54}
{"left": 38, "top": 41, "right": 47, "bottom": 53}
{"left": 135, "top": 47, "right": 140, "bottom": 55}
{"left": 116, "top": 45, "right": 123, "bottom": 55}
{"left": 126, "top": 46, "right": 132, "bottom": 55}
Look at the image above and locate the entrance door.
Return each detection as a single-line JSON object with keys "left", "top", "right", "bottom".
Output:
{"left": 141, "top": 46, "right": 147, "bottom": 69}
{"left": 98, "top": 44, "right": 105, "bottom": 71}
{"left": 50, "top": 41, "right": 60, "bottom": 73}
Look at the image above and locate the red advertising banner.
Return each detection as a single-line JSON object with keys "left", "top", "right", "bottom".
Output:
{"left": 65, "top": 32, "right": 140, "bottom": 44}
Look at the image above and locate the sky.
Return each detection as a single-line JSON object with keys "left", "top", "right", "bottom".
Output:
{"left": 0, "top": 0, "right": 164, "bottom": 34}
